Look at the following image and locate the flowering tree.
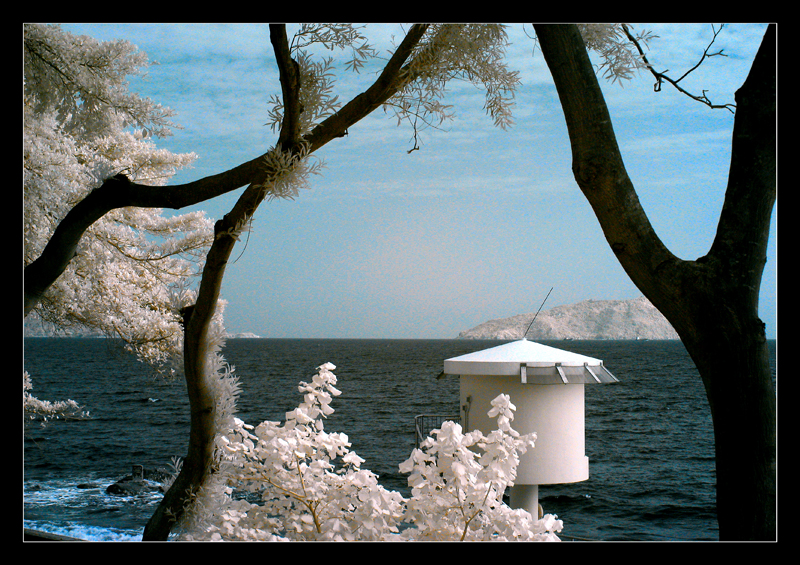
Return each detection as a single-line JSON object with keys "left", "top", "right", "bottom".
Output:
{"left": 23, "top": 24, "right": 215, "bottom": 426}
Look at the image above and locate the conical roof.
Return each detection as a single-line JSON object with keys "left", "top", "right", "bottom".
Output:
{"left": 444, "top": 339, "right": 618, "bottom": 384}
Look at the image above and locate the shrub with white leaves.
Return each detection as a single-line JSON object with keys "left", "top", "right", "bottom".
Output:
{"left": 398, "top": 393, "right": 562, "bottom": 541}
{"left": 175, "top": 361, "right": 563, "bottom": 541}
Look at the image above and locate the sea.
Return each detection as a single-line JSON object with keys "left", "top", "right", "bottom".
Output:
{"left": 23, "top": 337, "right": 777, "bottom": 542}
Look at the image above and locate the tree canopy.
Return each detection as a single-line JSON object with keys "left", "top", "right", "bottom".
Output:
{"left": 24, "top": 23, "right": 213, "bottom": 371}
{"left": 24, "top": 23, "right": 776, "bottom": 541}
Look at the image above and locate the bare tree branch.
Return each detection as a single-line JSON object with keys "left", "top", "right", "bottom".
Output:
{"left": 622, "top": 23, "right": 736, "bottom": 113}
{"left": 270, "top": 24, "right": 303, "bottom": 151}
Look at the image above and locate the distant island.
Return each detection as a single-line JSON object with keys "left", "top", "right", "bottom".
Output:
{"left": 227, "top": 332, "right": 261, "bottom": 339}
{"left": 458, "top": 296, "right": 679, "bottom": 340}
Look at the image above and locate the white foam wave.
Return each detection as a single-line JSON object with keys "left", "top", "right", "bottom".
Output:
{"left": 24, "top": 519, "right": 142, "bottom": 541}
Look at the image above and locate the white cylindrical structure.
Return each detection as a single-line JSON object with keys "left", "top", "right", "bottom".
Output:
{"left": 460, "top": 373, "right": 588, "bottom": 485}
{"left": 509, "top": 484, "right": 542, "bottom": 519}
{"left": 444, "top": 339, "right": 618, "bottom": 516}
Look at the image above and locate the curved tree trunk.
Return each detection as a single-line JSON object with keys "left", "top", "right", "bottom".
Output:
{"left": 141, "top": 181, "right": 263, "bottom": 541}
{"left": 533, "top": 24, "right": 776, "bottom": 540}
{"left": 27, "top": 27, "right": 430, "bottom": 537}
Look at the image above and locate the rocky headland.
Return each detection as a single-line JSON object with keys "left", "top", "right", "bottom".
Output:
{"left": 458, "top": 296, "right": 679, "bottom": 340}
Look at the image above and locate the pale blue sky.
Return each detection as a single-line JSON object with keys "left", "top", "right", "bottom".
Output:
{"left": 59, "top": 23, "right": 776, "bottom": 339}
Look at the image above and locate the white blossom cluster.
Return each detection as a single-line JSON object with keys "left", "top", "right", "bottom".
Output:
{"left": 174, "top": 359, "right": 563, "bottom": 541}
{"left": 399, "top": 395, "right": 562, "bottom": 541}
{"left": 259, "top": 142, "right": 324, "bottom": 201}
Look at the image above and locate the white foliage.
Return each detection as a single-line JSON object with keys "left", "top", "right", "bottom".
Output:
{"left": 23, "top": 371, "right": 90, "bottom": 425}
{"left": 175, "top": 359, "right": 563, "bottom": 541}
{"left": 266, "top": 24, "right": 520, "bottom": 154}
{"left": 258, "top": 142, "right": 324, "bottom": 202}
{"left": 383, "top": 24, "right": 521, "bottom": 134}
{"left": 398, "top": 394, "right": 561, "bottom": 541}
{"left": 577, "top": 24, "right": 655, "bottom": 84}
{"left": 290, "top": 23, "right": 378, "bottom": 74}
{"left": 266, "top": 24, "right": 377, "bottom": 137}
{"left": 23, "top": 24, "right": 214, "bottom": 372}
{"left": 24, "top": 23, "right": 178, "bottom": 140}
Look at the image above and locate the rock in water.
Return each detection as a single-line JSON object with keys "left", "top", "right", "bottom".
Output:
{"left": 106, "top": 477, "right": 156, "bottom": 496}
{"left": 458, "top": 296, "right": 679, "bottom": 340}
{"left": 105, "top": 465, "right": 173, "bottom": 496}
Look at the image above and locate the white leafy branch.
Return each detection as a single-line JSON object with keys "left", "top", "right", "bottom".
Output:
{"left": 266, "top": 24, "right": 377, "bottom": 137}
{"left": 174, "top": 360, "right": 563, "bottom": 541}
{"left": 384, "top": 24, "right": 521, "bottom": 151}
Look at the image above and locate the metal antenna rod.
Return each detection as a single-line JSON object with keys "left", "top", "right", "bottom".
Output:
{"left": 523, "top": 287, "right": 553, "bottom": 339}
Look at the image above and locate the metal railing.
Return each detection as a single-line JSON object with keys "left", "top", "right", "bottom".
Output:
{"left": 413, "top": 414, "right": 461, "bottom": 449}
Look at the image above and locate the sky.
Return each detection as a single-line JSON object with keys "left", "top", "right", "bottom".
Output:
{"left": 58, "top": 23, "right": 776, "bottom": 339}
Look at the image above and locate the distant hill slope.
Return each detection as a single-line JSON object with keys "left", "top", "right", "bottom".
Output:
{"left": 458, "top": 296, "right": 679, "bottom": 340}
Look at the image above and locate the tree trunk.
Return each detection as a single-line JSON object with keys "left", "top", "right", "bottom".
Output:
{"left": 140, "top": 25, "right": 433, "bottom": 540}
{"left": 141, "top": 202, "right": 246, "bottom": 540}
{"left": 533, "top": 24, "right": 776, "bottom": 540}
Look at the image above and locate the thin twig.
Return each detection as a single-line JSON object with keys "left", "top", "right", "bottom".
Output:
{"left": 622, "top": 24, "right": 736, "bottom": 113}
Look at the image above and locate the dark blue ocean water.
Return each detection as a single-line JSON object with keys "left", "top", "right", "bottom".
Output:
{"left": 23, "top": 337, "right": 777, "bottom": 542}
